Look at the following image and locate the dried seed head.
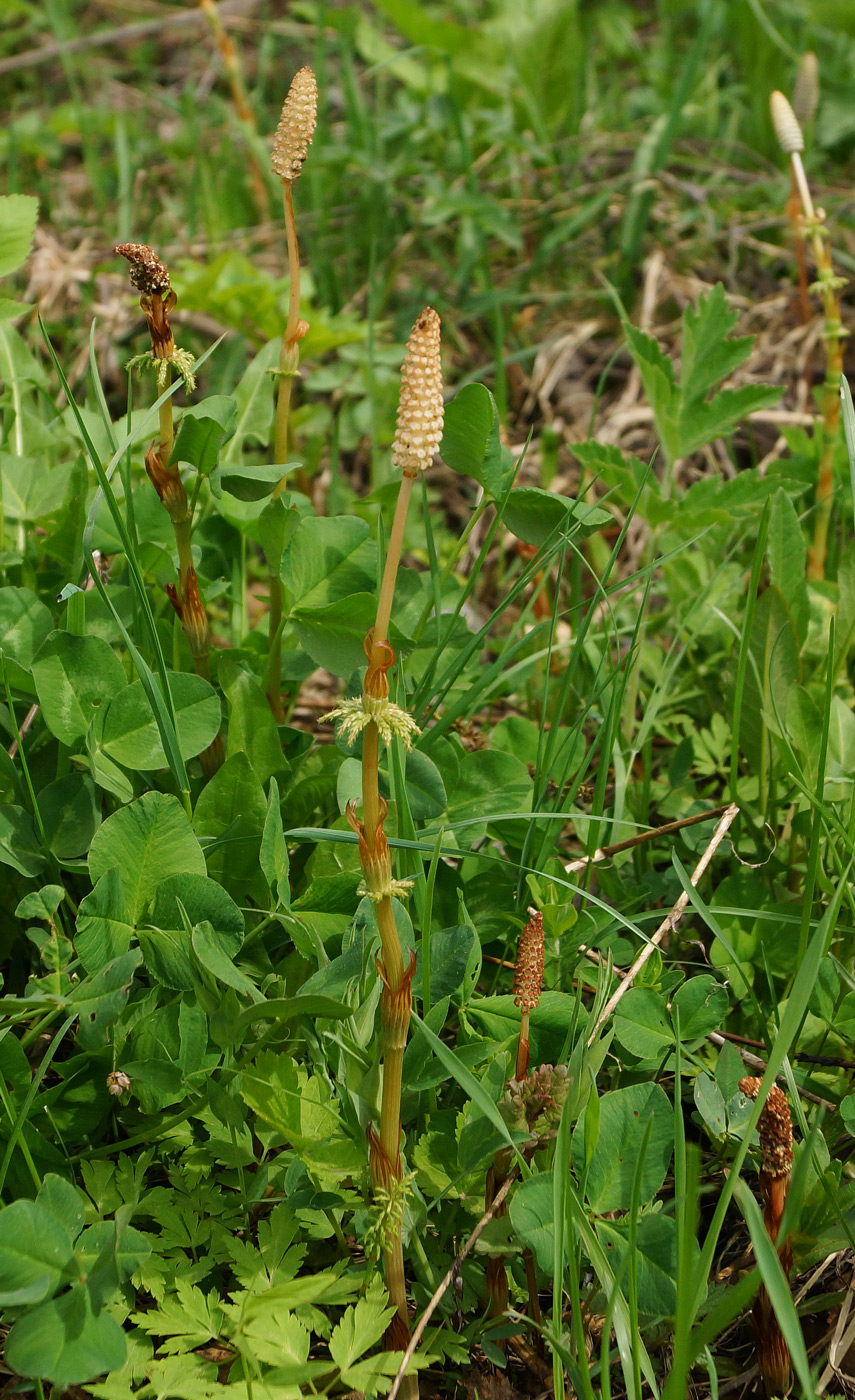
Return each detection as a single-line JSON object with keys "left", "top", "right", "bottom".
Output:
{"left": 500, "top": 1064, "right": 569, "bottom": 1135}
{"left": 770, "top": 90, "right": 804, "bottom": 155}
{"left": 114, "top": 243, "right": 171, "bottom": 296}
{"left": 739, "top": 1077, "right": 794, "bottom": 1179}
{"left": 271, "top": 67, "right": 318, "bottom": 182}
{"left": 793, "top": 52, "right": 819, "bottom": 127}
{"left": 514, "top": 910, "right": 545, "bottom": 1012}
{"left": 392, "top": 307, "right": 444, "bottom": 477}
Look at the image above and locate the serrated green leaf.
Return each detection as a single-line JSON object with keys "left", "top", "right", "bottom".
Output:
{"left": 624, "top": 284, "right": 782, "bottom": 462}
{"left": 624, "top": 322, "right": 678, "bottom": 455}
{"left": 680, "top": 284, "right": 752, "bottom": 404}
{"left": 678, "top": 384, "right": 782, "bottom": 457}
{"left": 132, "top": 1278, "right": 223, "bottom": 1354}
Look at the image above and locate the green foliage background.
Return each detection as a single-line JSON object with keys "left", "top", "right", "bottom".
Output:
{"left": 2, "top": 2, "right": 855, "bottom": 1397}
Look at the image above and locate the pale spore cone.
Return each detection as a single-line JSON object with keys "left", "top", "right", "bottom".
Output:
{"left": 271, "top": 67, "right": 318, "bottom": 182}
{"left": 392, "top": 307, "right": 444, "bottom": 477}
{"left": 792, "top": 52, "right": 819, "bottom": 127}
{"left": 770, "top": 90, "right": 805, "bottom": 155}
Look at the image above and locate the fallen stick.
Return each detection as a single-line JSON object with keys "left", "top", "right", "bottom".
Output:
{"left": 386, "top": 1169, "right": 518, "bottom": 1400}
{"left": 587, "top": 801, "right": 740, "bottom": 1045}
{"left": 565, "top": 802, "right": 730, "bottom": 874}
{"left": 0, "top": 0, "right": 262, "bottom": 77}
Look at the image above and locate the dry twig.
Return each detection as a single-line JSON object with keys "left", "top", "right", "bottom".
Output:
{"left": 386, "top": 1169, "right": 519, "bottom": 1400}
{"left": 587, "top": 801, "right": 740, "bottom": 1045}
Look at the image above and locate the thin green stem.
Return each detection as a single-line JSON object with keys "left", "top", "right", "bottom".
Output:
{"left": 159, "top": 391, "right": 174, "bottom": 462}
{"left": 265, "top": 579, "right": 285, "bottom": 722}
{"left": 284, "top": 181, "right": 301, "bottom": 344}
{"left": 0, "top": 1074, "right": 41, "bottom": 1193}
{"left": 267, "top": 181, "right": 303, "bottom": 719}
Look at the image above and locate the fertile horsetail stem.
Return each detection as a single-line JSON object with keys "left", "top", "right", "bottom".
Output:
{"left": 265, "top": 67, "right": 318, "bottom": 719}
{"left": 740, "top": 1077, "right": 794, "bottom": 1399}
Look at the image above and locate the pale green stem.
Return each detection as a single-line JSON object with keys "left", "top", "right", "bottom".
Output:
{"left": 267, "top": 181, "right": 303, "bottom": 720}
{"left": 159, "top": 387, "right": 174, "bottom": 464}
{"left": 789, "top": 151, "right": 845, "bottom": 581}
{"left": 373, "top": 473, "right": 416, "bottom": 649}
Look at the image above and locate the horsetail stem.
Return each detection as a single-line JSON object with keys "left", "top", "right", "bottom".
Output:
{"left": 265, "top": 68, "right": 318, "bottom": 720}
{"left": 770, "top": 88, "right": 847, "bottom": 580}
{"left": 321, "top": 308, "right": 442, "bottom": 1394}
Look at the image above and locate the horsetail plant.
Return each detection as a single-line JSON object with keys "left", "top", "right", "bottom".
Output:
{"left": 770, "top": 88, "right": 847, "bottom": 580}
{"left": 323, "top": 307, "right": 443, "bottom": 1394}
{"left": 513, "top": 908, "right": 545, "bottom": 1082}
{"left": 265, "top": 66, "right": 318, "bottom": 719}
{"left": 115, "top": 243, "right": 224, "bottom": 774}
{"left": 196, "top": 0, "right": 268, "bottom": 220}
{"left": 739, "top": 1077, "right": 795, "bottom": 1399}
{"left": 114, "top": 246, "right": 215, "bottom": 680}
{"left": 786, "top": 54, "right": 819, "bottom": 323}
{"left": 486, "top": 910, "right": 547, "bottom": 1344}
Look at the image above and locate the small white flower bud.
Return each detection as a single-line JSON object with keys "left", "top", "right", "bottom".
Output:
{"left": 107, "top": 1070, "right": 131, "bottom": 1097}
